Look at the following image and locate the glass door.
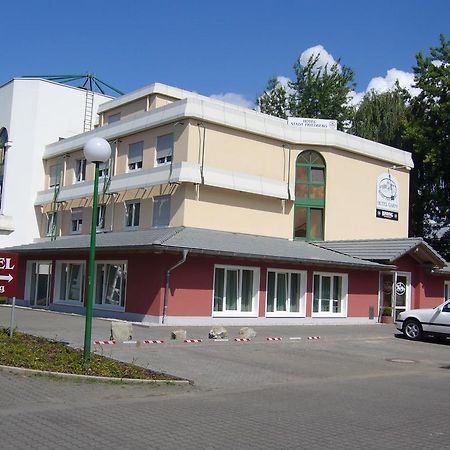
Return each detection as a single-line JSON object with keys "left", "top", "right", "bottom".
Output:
{"left": 30, "top": 262, "right": 52, "bottom": 307}
{"left": 393, "top": 272, "right": 411, "bottom": 320}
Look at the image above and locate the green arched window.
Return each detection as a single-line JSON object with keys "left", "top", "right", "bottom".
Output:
{"left": 294, "top": 150, "right": 325, "bottom": 240}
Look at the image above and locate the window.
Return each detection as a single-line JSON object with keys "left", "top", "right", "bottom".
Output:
{"left": 156, "top": 134, "right": 173, "bottom": 166}
{"left": 107, "top": 113, "right": 121, "bottom": 124}
{"left": 266, "top": 270, "right": 307, "bottom": 316}
{"left": 213, "top": 265, "right": 259, "bottom": 316}
{"left": 56, "top": 262, "right": 85, "bottom": 304}
{"left": 152, "top": 196, "right": 171, "bottom": 227}
{"left": 46, "top": 212, "right": 57, "bottom": 237}
{"left": 98, "top": 161, "right": 109, "bottom": 178}
{"left": 294, "top": 151, "right": 325, "bottom": 240}
{"left": 97, "top": 204, "right": 106, "bottom": 230}
{"left": 94, "top": 262, "right": 127, "bottom": 309}
{"left": 49, "top": 164, "right": 61, "bottom": 188}
{"left": 445, "top": 281, "right": 450, "bottom": 301}
{"left": 75, "top": 158, "right": 86, "bottom": 182}
{"left": 125, "top": 201, "right": 140, "bottom": 228}
{"left": 312, "top": 272, "right": 348, "bottom": 317}
{"left": 128, "top": 141, "right": 143, "bottom": 171}
{"left": 71, "top": 209, "right": 83, "bottom": 234}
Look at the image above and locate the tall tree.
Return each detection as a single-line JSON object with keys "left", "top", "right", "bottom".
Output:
{"left": 350, "top": 85, "right": 409, "bottom": 149}
{"left": 258, "top": 54, "right": 356, "bottom": 130}
{"left": 406, "top": 34, "right": 450, "bottom": 258}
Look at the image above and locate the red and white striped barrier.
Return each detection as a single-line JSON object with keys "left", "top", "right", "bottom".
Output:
{"left": 234, "top": 338, "right": 251, "bottom": 342}
{"left": 266, "top": 337, "right": 282, "bottom": 341}
{"left": 307, "top": 336, "right": 321, "bottom": 340}
{"left": 93, "top": 340, "right": 116, "bottom": 345}
{"left": 184, "top": 339, "right": 202, "bottom": 343}
{"left": 142, "top": 340, "right": 164, "bottom": 344}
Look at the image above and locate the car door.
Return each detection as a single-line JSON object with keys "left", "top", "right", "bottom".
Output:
{"left": 428, "top": 301, "right": 450, "bottom": 335}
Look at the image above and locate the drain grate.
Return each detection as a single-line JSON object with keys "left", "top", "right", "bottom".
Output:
{"left": 386, "top": 358, "right": 417, "bottom": 364}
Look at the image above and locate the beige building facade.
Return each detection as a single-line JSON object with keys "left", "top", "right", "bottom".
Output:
{"left": 35, "top": 83, "right": 413, "bottom": 243}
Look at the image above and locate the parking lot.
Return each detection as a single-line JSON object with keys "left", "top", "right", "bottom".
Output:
{"left": 1, "top": 306, "right": 449, "bottom": 449}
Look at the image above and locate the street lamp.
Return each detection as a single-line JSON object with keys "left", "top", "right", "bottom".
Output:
{"left": 83, "top": 137, "right": 111, "bottom": 366}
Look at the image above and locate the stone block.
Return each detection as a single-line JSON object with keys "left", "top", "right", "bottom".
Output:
{"left": 209, "top": 326, "right": 228, "bottom": 339}
{"left": 171, "top": 329, "right": 187, "bottom": 340}
{"left": 239, "top": 327, "right": 256, "bottom": 339}
{"left": 110, "top": 321, "right": 133, "bottom": 341}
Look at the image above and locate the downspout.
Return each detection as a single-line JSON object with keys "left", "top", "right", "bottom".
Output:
{"left": 197, "top": 123, "right": 206, "bottom": 184}
{"left": 162, "top": 249, "right": 189, "bottom": 324}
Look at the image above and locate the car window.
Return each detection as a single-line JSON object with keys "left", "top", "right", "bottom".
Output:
{"left": 443, "top": 302, "right": 450, "bottom": 313}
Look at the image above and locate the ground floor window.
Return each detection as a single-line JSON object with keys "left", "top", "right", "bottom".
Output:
{"left": 213, "top": 265, "right": 259, "bottom": 317}
{"left": 445, "top": 281, "right": 450, "bottom": 301}
{"left": 55, "top": 262, "right": 85, "bottom": 304}
{"left": 266, "top": 269, "right": 307, "bottom": 316}
{"left": 94, "top": 262, "right": 127, "bottom": 310}
{"left": 312, "top": 272, "right": 348, "bottom": 317}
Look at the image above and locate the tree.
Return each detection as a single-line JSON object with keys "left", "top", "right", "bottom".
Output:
{"left": 406, "top": 34, "right": 450, "bottom": 258}
{"left": 350, "top": 84, "right": 410, "bottom": 149}
{"left": 257, "top": 54, "right": 356, "bottom": 130}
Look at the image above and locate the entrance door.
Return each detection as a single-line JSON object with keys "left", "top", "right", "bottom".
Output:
{"left": 393, "top": 272, "right": 411, "bottom": 320}
{"left": 29, "top": 262, "right": 52, "bottom": 307}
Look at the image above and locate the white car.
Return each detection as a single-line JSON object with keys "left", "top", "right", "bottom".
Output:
{"left": 395, "top": 300, "right": 450, "bottom": 341}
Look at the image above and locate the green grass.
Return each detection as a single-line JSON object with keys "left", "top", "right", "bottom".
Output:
{"left": 0, "top": 328, "right": 178, "bottom": 380}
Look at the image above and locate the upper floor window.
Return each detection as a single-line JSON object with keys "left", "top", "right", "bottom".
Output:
{"left": 97, "top": 204, "right": 106, "bottom": 231}
{"left": 152, "top": 195, "right": 171, "bottom": 227}
{"left": 125, "top": 201, "right": 140, "bottom": 228}
{"left": 75, "top": 158, "right": 86, "bottom": 183}
{"left": 71, "top": 208, "right": 83, "bottom": 234}
{"left": 156, "top": 134, "right": 173, "bottom": 166}
{"left": 294, "top": 150, "right": 325, "bottom": 241}
{"left": 98, "top": 161, "right": 109, "bottom": 178}
{"left": 107, "top": 113, "right": 121, "bottom": 124}
{"left": 46, "top": 211, "right": 57, "bottom": 237}
{"left": 128, "top": 141, "right": 143, "bottom": 171}
{"left": 49, "top": 164, "right": 61, "bottom": 188}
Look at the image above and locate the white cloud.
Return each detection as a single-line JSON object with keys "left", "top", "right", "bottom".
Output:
{"left": 299, "top": 45, "right": 341, "bottom": 74}
{"left": 210, "top": 92, "right": 254, "bottom": 109}
{"left": 347, "top": 90, "right": 365, "bottom": 107}
{"left": 366, "top": 68, "right": 420, "bottom": 96}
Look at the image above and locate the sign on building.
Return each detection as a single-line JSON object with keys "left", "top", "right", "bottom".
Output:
{"left": 287, "top": 117, "right": 337, "bottom": 130}
{"left": 376, "top": 173, "right": 399, "bottom": 221}
{"left": 0, "top": 252, "right": 18, "bottom": 297}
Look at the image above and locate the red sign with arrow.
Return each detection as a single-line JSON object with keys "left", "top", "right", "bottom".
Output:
{"left": 0, "top": 253, "right": 18, "bottom": 297}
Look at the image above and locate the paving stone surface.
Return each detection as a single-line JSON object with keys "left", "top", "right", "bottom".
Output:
{"left": 0, "top": 306, "right": 449, "bottom": 449}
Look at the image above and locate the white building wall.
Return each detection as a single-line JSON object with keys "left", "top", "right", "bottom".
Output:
{"left": 0, "top": 78, "right": 112, "bottom": 247}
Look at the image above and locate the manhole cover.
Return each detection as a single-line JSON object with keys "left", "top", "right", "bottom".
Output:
{"left": 386, "top": 358, "right": 417, "bottom": 364}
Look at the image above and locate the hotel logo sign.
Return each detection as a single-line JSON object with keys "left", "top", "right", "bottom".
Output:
{"left": 287, "top": 117, "right": 337, "bottom": 130}
{"left": 376, "top": 173, "right": 399, "bottom": 221}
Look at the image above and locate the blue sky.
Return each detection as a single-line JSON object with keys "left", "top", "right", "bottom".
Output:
{"left": 2, "top": 0, "right": 449, "bottom": 105}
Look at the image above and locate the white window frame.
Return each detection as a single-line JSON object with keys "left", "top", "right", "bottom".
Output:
{"left": 156, "top": 133, "right": 173, "bottom": 166}
{"left": 71, "top": 208, "right": 83, "bottom": 234}
{"left": 98, "top": 161, "right": 109, "bottom": 178}
{"left": 312, "top": 272, "right": 348, "bottom": 318}
{"left": 49, "top": 164, "right": 60, "bottom": 188}
{"left": 46, "top": 211, "right": 57, "bottom": 237}
{"left": 445, "top": 281, "right": 450, "bottom": 301}
{"left": 265, "top": 269, "right": 307, "bottom": 317}
{"left": 212, "top": 264, "right": 259, "bottom": 317}
{"left": 53, "top": 261, "right": 85, "bottom": 306}
{"left": 125, "top": 201, "right": 140, "bottom": 229}
{"left": 93, "top": 260, "right": 127, "bottom": 311}
{"left": 152, "top": 195, "right": 171, "bottom": 227}
{"left": 97, "top": 204, "right": 106, "bottom": 231}
{"left": 75, "top": 158, "right": 86, "bottom": 183}
{"left": 128, "top": 141, "right": 143, "bottom": 172}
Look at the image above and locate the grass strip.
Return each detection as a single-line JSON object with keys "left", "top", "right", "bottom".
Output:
{"left": 0, "top": 328, "right": 178, "bottom": 380}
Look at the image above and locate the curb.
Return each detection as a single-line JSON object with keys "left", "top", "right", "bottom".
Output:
{"left": 0, "top": 364, "right": 190, "bottom": 385}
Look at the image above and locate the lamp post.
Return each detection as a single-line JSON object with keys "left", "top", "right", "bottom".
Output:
{"left": 83, "top": 137, "right": 111, "bottom": 366}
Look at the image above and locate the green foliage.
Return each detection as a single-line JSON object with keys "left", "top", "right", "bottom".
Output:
{"left": 257, "top": 53, "right": 356, "bottom": 130}
{"left": 350, "top": 84, "right": 410, "bottom": 149}
{"left": 0, "top": 328, "right": 178, "bottom": 380}
{"left": 382, "top": 307, "right": 392, "bottom": 316}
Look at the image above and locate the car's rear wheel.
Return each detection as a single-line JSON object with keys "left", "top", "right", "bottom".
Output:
{"left": 403, "top": 319, "right": 423, "bottom": 341}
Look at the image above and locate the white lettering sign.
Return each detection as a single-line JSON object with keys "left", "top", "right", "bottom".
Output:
{"left": 376, "top": 173, "right": 399, "bottom": 213}
{"left": 287, "top": 117, "right": 337, "bottom": 130}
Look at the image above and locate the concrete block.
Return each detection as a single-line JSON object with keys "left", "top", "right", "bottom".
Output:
{"left": 209, "top": 326, "right": 228, "bottom": 339}
{"left": 110, "top": 321, "right": 133, "bottom": 341}
{"left": 171, "top": 329, "right": 187, "bottom": 340}
{"left": 239, "top": 327, "right": 256, "bottom": 339}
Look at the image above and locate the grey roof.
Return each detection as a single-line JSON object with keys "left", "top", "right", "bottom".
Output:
{"left": 5, "top": 227, "right": 389, "bottom": 270}
{"left": 315, "top": 237, "right": 447, "bottom": 267}
{"left": 435, "top": 263, "right": 450, "bottom": 275}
